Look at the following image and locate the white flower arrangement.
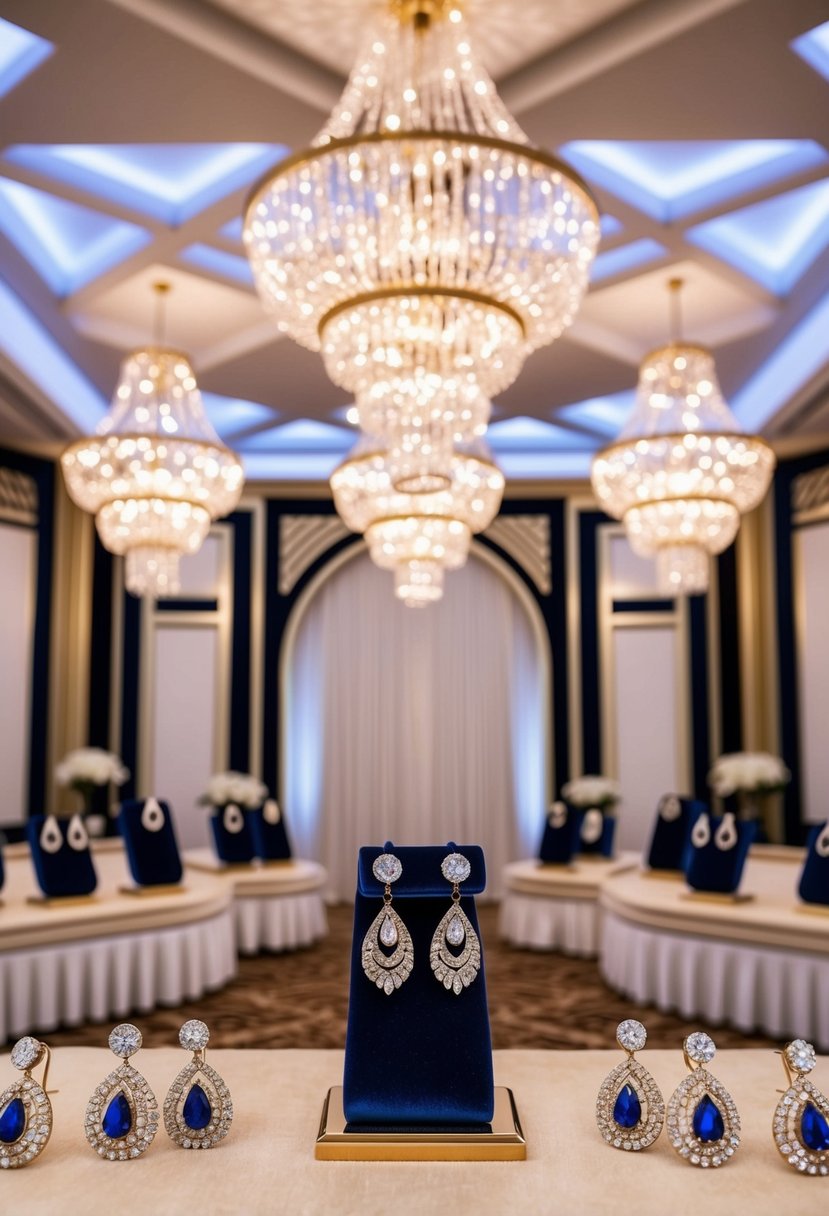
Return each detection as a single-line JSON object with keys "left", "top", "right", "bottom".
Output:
{"left": 55, "top": 748, "right": 129, "bottom": 791}
{"left": 560, "top": 775, "right": 621, "bottom": 810}
{"left": 707, "top": 751, "right": 791, "bottom": 798}
{"left": 201, "top": 771, "right": 268, "bottom": 810}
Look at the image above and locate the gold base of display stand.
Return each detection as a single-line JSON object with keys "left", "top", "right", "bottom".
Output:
{"left": 26, "top": 893, "right": 98, "bottom": 907}
{"left": 679, "top": 890, "right": 755, "bottom": 905}
{"left": 642, "top": 868, "right": 686, "bottom": 881}
{"left": 118, "top": 884, "right": 186, "bottom": 897}
{"left": 796, "top": 902, "right": 829, "bottom": 917}
{"left": 315, "top": 1086, "right": 526, "bottom": 1161}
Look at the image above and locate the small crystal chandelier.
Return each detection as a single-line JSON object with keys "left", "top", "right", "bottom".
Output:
{"left": 590, "top": 279, "right": 776, "bottom": 595}
{"left": 330, "top": 440, "right": 504, "bottom": 605}
{"left": 62, "top": 283, "right": 244, "bottom": 597}
{"left": 244, "top": 0, "right": 599, "bottom": 468}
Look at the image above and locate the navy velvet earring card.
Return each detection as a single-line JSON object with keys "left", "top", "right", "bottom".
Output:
{"left": 684, "top": 815, "right": 755, "bottom": 894}
{"left": 799, "top": 822, "right": 829, "bottom": 906}
{"left": 250, "top": 801, "right": 292, "bottom": 861}
{"left": 27, "top": 814, "right": 98, "bottom": 898}
{"left": 538, "top": 805, "right": 582, "bottom": 864}
{"left": 118, "top": 798, "right": 183, "bottom": 887}
{"left": 210, "top": 806, "right": 257, "bottom": 864}
{"left": 343, "top": 842, "right": 494, "bottom": 1127}
{"left": 646, "top": 796, "right": 706, "bottom": 872}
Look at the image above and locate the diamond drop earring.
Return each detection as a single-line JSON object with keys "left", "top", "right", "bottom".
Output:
{"left": 666, "top": 1032, "right": 741, "bottom": 1167}
{"left": 164, "top": 1020, "right": 233, "bottom": 1149}
{"left": 596, "top": 1020, "right": 665, "bottom": 1151}
{"left": 361, "top": 852, "right": 414, "bottom": 995}
{"left": 430, "top": 852, "right": 481, "bottom": 995}
{"left": 0, "top": 1037, "right": 54, "bottom": 1169}
{"left": 773, "top": 1039, "right": 829, "bottom": 1175}
{"left": 84, "top": 1024, "right": 158, "bottom": 1160}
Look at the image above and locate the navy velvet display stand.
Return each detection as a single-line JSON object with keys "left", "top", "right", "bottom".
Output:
{"left": 26, "top": 814, "right": 98, "bottom": 898}
{"left": 250, "top": 800, "right": 292, "bottom": 862}
{"left": 645, "top": 795, "right": 707, "bottom": 872}
{"left": 578, "top": 810, "right": 616, "bottom": 857}
{"left": 210, "top": 805, "right": 256, "bottom": 864}
{"left": 118, "top": 798, "right": 183, "bottom": 887}
{"left": 538, "top": 804, "right": 582, "bottom": 865}
{"left": 685, "top": 814, "right": 756, "bottom": 895}
{"left": 799, "top": 823, "right": 829, "bottom": 907}
{"left": 0, "top": 837, "right": 4, "bottom": 895}
{"left": 343, "top": 842, "right": 494, "bottom": 1127}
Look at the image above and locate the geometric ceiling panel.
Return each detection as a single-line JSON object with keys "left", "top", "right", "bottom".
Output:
{"left": 69, "top": 263, "right": 275, "bottom": 368}
{"left": 571, "top": 259, "right": 778, "bottom": 365}
{"left": 557, "top": 391, "right": 636, "bottom": 438}
{"left": 687, "top": 177, "right": 829, "bottom": 296}
{"left": 487, "top": 416, "right": 595, "bottom": 451}
{"left": 0, "top": 178, "right": 150, "bottom": 296}
{"left": 560, "top": 140, "right": 828, "bottom": 222}
{"left": 240, "top": 419, "right": 353, "bottom": 452}
{"left": 201, "top": 392, "right": 276, "bottom": 442}
{"left": 0, "top": 16, "right": 53, "bottom": 99}
{"left": 590, "top": 237, "right": 668, "bottom": 284}
{"left": 219, "top": 217, "right": 244, "bottom": 245}
{"left": 3, "top": 143, "right": 288, "bottom": 225}
{"left": 792, "top": 20, "right": 829, "bottom": 83}
{"left": 179, "top": 243, "right": 254, "bottom": 287}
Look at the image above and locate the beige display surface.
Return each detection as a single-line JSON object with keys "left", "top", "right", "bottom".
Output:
{"left": 183, "top": 850, "right": 328, "bottom": 897}
{"left": 502, "top": 852, "right": 639, "bottom": 900}
{"left": 0, "top": 1048, "right": 821, "bottom": 1215}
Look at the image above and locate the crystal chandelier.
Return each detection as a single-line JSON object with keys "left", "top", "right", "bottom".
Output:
{"left": 330, "top": 440, "right": 504, "bottom": 605}
{"left": 244, "top": 0, "right": 599, "bottom": 468}
{"left": 590, "top": 279, "right": 775, "bottom": 595}
{"left": 62, "top": 284, "right": 244, "bottom": 597}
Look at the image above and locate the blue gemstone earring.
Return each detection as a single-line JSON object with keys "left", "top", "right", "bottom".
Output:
{"left": 667, "top": 1032, "right": 741, "bottom": 1167}
{"left": 0, "top": 1037, "right": 54, "bottom": 1169}
{"left": 164, "top": 1020, "right": 233, "bottom": 1149}
{"left": 84, "top": 1024, "right": 158, "bottom": 1160}
{"left": 596, "top": 1020, "right": 664, "bottom": 1151}
{"left": 773, "top": 1039, "right": 829, "bottom": 1175}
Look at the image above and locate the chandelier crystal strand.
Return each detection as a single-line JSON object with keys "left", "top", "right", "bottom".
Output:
{"left": 244, "top": 0, "right": 599, "bottom": 449}
{"left": 590, "top": 281, "right": 775, "bottom": 595}
{"left": 61, "top": 286, "right": 244, "bottom": 598}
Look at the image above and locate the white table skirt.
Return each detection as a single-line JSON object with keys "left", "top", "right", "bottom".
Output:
{"left": 601, "top": 908, "right": 829, "bottom": 1049}
{"left": 234, "top": 892, "right": 328, "bottom": 955}
{"left": 0, "top": 907, "right": 236, "bottom": 1043}
{"left": 498, "top": 892, "right": 600, "bottom": 956}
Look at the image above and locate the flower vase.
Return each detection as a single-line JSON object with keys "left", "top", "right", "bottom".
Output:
{"left": 210, "top": 804, "right": 256, "bottom": 865}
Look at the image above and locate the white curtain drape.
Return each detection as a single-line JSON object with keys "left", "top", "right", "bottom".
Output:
{"left": 285, "top": 547, "right": 546, "bottom": 900}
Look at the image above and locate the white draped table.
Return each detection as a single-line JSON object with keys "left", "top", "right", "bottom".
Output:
{"left": 184, "top": 852, "right": 328, "bottom": 955}
{"left": 600, "top": 852, "right": 829, "bottom": 1049}
{"left": 0, "top": 843, "right": 236, "bottom": 1043}
{"left": 499, "top": 855, "right": 638, "bottom": 956}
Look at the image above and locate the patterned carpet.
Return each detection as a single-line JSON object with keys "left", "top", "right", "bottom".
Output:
{"left": 41, "top": 904, "right": 779, "bottom": 1053}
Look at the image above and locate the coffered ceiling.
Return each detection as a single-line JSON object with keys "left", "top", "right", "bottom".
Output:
{"left": 0, "top": 0, "right": 828, "bottom": 481}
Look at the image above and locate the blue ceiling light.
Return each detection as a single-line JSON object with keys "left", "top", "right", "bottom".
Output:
{"left": 0, "top": 16, "right": 53, "bottom": 99}
{"left": 732, "top": 289, "right": 829, "bottom": 431}
{"left": 239, "top": 419, "right": 353, "bottom": 453}
{"left": 179, "top": 243, "right": 254, "bottom": 287}
{"left": 792, "top": 19, "right": 829, "bottom": 82}
{"left": 0, "top": 279, "right": 105, "bottom": 432}
{"left": 241, "top": 452, "right": 346, "bottom": 480}
{"left": 487, "top": 415, "right": 596, "bottom": 451}
{"left": 590, "top": 237, "right": 668, "bottom": 284}
{"left": 600, "top": 214, "right": 623, "bottom": 240}
{"left": 219, "top": 216, "right": 244, "bottom": 245}
{"left": 201, "top": 392, "right": 276, "bottom": 441}
{"left": 0, "top": 177, "right": 150, "bottom": 295}
{"left": 558, "top": 391, "right": 636, "bottom": 437}
{"left": 3, "top": 143, "right": 289, "bottom": 226}
{"left": 495, "top": 452, "right": 595, "bottom": 479}
{"left": 560, "top": 140, "right": 828, "bottom": 222}
{"left": 687, "top": 177, "right": 829, "bottom": 295}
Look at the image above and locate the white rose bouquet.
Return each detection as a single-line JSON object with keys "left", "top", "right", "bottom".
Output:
{"left": 200, "top": 771, "right": 268, "bottom": 810}
{"left": 707, "top": 752, "right": 791, "bottom": 798}
{"left": 561, "top": 775, "right": 621, "bottom": 810}
{"left": 55, "top": 747, "right": 130, "bottom": 815}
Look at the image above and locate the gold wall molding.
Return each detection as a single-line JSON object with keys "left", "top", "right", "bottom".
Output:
{"left": 483, "top": 514, "right": 551, "bottom": 594}
{"left": 0, "top": 467, "right": 38, "bottom": 526}
{"left": 792, "top": 465, "right": 829, "bottom": 524}
{"left": 279, "top": 514, "right": 351, "bottom": 595}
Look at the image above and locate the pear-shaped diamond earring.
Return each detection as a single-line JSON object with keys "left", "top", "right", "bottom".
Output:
{"left": 667, "top": 1032, "right": 741, "bottom": 1167}
{"left": 430, "top": 852, "right": 481, "bottom": 995}
{"left": 0, "top": 1037, "right": 54, "bottom": 1169}
{"left": 773, "top": 1039, "right": 829, "bottom": 1175}
{"left": 164, "top": 1020, "right": 233, "bottom": 1149}
{"left": 84, "top": 1025, "right": 158, "bottom": 1160}
{"left": 361, "top": 853, "right": 414, "bottom": 995}
{"left": 596, "top": 1020, "right": 664, "bottom": 1151}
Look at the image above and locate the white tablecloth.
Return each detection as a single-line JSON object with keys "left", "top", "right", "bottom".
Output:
{"left": 601, "top": 909, "right": 829, "bottom": 1049}
{"left": 498, "top": 891, "right": 600, "bottom": 955}
{"left": 0, "top": 908, "right": 236, "bottom": 1043}
{"left": 235, "top": 892, "right": 328, "bottom": 955}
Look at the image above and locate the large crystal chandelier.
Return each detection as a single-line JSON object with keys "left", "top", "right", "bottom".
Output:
{"left": 244, "top": 0, "right": 599, "bottom": 478}
{"left": 331, "top": 440, "right": 504, "bottom": 605}
{"left": 590, "top": 279, "right": 775, "bottom": 595}
{"left": 61, "top": 284, "right": 244, "bottom": 597}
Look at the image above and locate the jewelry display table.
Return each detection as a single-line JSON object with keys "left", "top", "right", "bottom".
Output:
{"left": 600, "top": 851, "right": 829, "bottom": 1048}
{"left": 183, "top": 852, "right": 328, "bottom": 955}
{"left": 0, "top": 1047, "right": 815, "bottom": 1215}
{"left": 498, "top": 854, "right": 639, "bottom": 956}
{"left": 0, "top": 845, "right": 236, "bottom": 1043}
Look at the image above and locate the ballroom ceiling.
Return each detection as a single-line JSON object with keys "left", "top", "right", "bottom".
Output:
{"left": 0, "top": 0, "right": 828, "bottom": 481}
